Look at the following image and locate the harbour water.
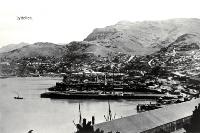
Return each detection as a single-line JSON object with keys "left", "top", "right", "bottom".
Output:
{"left": 0, "top": 77, "right": 154, "bottom": 133}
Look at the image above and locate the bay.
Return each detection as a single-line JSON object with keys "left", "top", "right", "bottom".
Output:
{"left": 0, "top": 77, "right": 153, "bottom": 133}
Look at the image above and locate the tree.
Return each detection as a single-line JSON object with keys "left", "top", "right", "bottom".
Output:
{"left": 75, "top": 118, "right": 104, "bottom": 133}
{"left": 75, "top": 118, "right": 120, "bottom": 133}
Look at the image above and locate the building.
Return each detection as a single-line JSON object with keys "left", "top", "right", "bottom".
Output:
{"left": 94, "top": 98, "right": 200, "bottom": 133}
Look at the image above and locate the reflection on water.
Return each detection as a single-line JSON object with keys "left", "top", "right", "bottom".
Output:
{"left": 0, "top": 77, "right": 154, "bottom": 133}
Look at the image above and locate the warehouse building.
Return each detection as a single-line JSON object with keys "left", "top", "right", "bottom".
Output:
{"left": 94, "top": 98, "right": 200, "bottom": 133}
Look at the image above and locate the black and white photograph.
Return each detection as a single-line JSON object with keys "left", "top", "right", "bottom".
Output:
{"left": 1, "top": 0, "right": 200, "bottom": 133}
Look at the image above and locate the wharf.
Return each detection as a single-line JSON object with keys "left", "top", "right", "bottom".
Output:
{"left": 40, "top": 91, "right": 172, "bottom": 100}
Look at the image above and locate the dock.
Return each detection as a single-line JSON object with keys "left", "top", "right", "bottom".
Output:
{"left": 40, "top": 91, "right": 172, "bottom": 100}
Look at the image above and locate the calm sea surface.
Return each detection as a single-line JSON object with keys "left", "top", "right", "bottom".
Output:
{"left": 0, "top": 77, "right": 154, "bottom": 133}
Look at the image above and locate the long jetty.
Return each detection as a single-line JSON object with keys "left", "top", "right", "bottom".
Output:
{"left": 40, "top": 91, "right": 171, "bottom": 100}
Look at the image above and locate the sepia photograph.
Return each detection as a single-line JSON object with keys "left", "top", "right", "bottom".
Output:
{"left": 1, "top": 0, "right": 200, "bottom": 133}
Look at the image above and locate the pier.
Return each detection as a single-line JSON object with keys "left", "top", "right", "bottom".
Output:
{"left": 40, "top": 91, "right": 172, "bottom": 100}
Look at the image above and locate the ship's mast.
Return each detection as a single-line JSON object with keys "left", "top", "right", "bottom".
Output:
{"left": 108, "top": 100, "right": 112, "bottom": 121}
{"left": 104, "top": 100, "right": 116, "bottom": 121}
{"left": 79, "top": 103, "right": 82, "bottom": 124}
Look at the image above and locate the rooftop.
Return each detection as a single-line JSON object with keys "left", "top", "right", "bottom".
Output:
{"left": 94, "top": 98, "right": 200, "bottom": 133}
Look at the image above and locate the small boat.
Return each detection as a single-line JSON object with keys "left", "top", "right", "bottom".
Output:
{"left": 14, "top": 96, "right": 23, "bottom": 99}
{"left": 14, "top": 91, "right": 23, "bottom": 99}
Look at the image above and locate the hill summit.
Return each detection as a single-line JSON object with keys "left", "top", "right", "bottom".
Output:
{"left": 81, "top": 18, "right": 200, "bottom": 56}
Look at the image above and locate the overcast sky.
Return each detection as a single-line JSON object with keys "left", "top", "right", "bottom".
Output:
{"left": 0, "top": 0, "right": 200, "bottom": 47}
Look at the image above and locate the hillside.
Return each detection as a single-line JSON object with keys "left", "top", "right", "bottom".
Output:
{"left": 83, "top": 18, "right": 200, "bottom": 55}
{"left": 2, "top": 18, "right": 200, "bottom": 59}
{"left": 0, "top": 42, "right": 30, "bottom": 53}
{"left": 0, "top": 42, "right": 68, "bottom": 61}
{"left": 1, "top": 18, "right": 200, "bottom": 77}
{"left": 146, "top": 33, "right": 200, "bottom": 78}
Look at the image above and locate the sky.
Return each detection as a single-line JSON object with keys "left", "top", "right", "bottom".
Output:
{"left": 0, "top": 0, "right": 200, "bottom": 47}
